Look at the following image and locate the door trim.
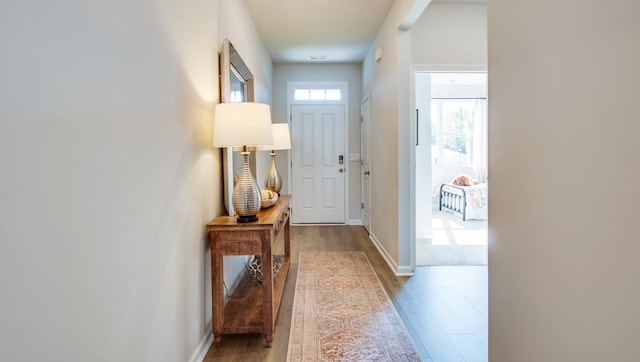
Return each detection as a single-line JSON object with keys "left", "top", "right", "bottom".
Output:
{"left": 360, "top": 93, "right": 371, "bottom": 233}
{"left": 287, "top": 81, "right": 349, "bottom": 224}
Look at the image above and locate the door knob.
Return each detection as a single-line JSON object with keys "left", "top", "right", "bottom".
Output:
{"left": 339, "top": 168, "right": 345, "bottom": 173}
{"left": 364, "top": 171, "right": 370, "bottom": 175}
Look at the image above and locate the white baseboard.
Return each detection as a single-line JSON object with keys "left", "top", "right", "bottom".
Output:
{"left": 189, "top": 331, "right": 214, "bottom": 362}
{"left": 395, "top": 265, "right": 415, "bottom": 276}
{"left": 348, "top": 219, "right": 362, "bottom": 225}
{"left": 368, "top": 233, "right": 398, "bottom": 272}
{"left": 368, "top": 233, "right": 414, "bottom": 277}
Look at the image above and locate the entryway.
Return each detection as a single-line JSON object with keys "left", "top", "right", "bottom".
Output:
{"left": 413, "top": 70, "right": 488, "bottom": 266}
{"left": 290, "top": 105, "right": 346, "bottom": 223}
{"left": 287, "top": 81, "right": 349, "bottom": 224}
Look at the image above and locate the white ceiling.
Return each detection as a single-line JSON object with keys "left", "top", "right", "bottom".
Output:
{"left": 246, "top": 0, "right": 396, "bottom": 63}
{"left": 246, "top": 0, "right": 486, "bottom": 64}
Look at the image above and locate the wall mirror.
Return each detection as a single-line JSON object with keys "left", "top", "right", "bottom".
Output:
{"left": 220, "top": 39, "right": 256, "bottom": 216}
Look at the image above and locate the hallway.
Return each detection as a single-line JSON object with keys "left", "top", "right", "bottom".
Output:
{"left": 205, "top": 225, "right": 487, "bottom": 361}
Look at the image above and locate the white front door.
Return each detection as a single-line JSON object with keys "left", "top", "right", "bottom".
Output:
{"left": 361, "top": 96, "right": 371, "bottom": 232}
{"left": 291, "top": 105, "right": 346, "bottom": 223}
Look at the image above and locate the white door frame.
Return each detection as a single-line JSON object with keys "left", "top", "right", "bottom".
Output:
{"left": 409, "top": 64, "right": 487, "bottom": 268}
{"left": 287, "top": 81, "right": 349, "bottom": 224}
{"left": 361, "top": 94, "right": 371, "bottom": 233}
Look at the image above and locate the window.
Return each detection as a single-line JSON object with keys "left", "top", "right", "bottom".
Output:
{"left": 293, "top": 88, "right": 342, "bottom": 101}
{"left": 431, "top": 99, "right": 486, "bottom": 166}
{"left": 229, "top": 67, "right": 246, "bottom": 102}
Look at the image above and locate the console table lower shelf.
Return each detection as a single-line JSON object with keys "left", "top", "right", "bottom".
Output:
{"left": 206, "top": 195, "right": 291, "bottom": 348}
{"left": 221, "top": 257, "right": 289, "bottom": 335}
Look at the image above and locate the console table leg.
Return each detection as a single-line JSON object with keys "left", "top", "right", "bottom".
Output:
{"left": 261, "top": 231, "right": 275, "bottom": 349}
{"left": 211, "top": 231, "right": 224, "bottom": 348}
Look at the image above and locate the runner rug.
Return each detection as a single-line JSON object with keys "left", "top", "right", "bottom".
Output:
{"left": 286, "top": 251, "right": 422, "bottom": 361}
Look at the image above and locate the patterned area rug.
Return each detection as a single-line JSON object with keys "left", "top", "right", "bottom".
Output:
{"left": 287, "top": 251, "right": 422, "bottom": 361}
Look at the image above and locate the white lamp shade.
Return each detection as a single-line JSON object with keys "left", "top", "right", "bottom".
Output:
{"left": 257, "top": 123, "right": 291, "bottom": 151}
{"left": 213, "top": 102, "right": 274, "bottom": 148}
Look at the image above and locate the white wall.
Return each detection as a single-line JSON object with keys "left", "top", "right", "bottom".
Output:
{"left": 489, "top": 0, "right": 640, "bottom": 360}
{"left": 0, "top": 0, "right": 271, "bottom": 361}
{"left": 363, "top": 0, "right": 487, "bottom": 273}
{"left": 219, "top": 1, "right": 272, "bottom": 105}
{"left": 411, "top": 3, "right": 487, "bottom": 65}
{"left": 415, "top": 72, "right": 432, "bottom": 239}
{"left": 362, "top": 0, "right": 421, "bottom": 273}
{"left": 272, "top": 63, "right": 363, "bottom": 222}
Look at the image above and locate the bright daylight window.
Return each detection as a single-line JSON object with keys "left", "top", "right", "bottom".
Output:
{"left": 230, "top": 90, "right": 243, "bottom": 102}
{"left": 294, "top": 88, "right": 342, "bottom": 101}
{"left": 431, "top": 99, "right": 486, "bottom": 166}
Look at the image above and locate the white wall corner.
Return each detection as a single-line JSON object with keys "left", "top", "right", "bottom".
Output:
{"left": 399, "top": 0, "right": 431, "bottom": 30}
{"left": 368, "top": 233, "right": 414, "bottom": 276}
{"left": 188, "top": 330, "right": 214, "bottom": 362}
{"left": 395, "top": 265, "right": 415, "bottom": 276}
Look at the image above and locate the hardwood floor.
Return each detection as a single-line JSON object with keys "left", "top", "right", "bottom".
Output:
{"left": 203, "top": 225, "right": 488, "bottom": 362}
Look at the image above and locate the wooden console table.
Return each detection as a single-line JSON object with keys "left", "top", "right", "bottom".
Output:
{"left": 206, "top": 195, "right": 291, "bottom": 348}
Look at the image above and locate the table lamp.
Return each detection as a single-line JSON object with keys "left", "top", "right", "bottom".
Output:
{"left": 257, "top": 123, "right": 291, "bottom": 194}
{"left": 213, "top": 102, "right": 274, "bottom": 222}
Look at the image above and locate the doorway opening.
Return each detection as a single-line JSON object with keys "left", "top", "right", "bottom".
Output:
{"left": 414, "top": 71, "right": 488, "bottom": 266}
